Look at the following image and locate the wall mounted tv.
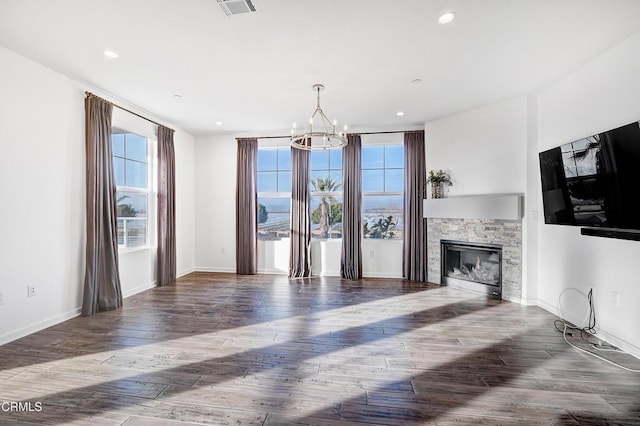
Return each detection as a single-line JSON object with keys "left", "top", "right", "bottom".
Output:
{"left": 539, "top": 120, "right": 640, "bottom": 231}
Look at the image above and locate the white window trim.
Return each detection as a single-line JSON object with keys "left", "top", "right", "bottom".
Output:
{"left": 113, "top": 109, "right": 157, "bottom": 253}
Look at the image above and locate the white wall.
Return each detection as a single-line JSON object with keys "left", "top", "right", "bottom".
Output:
{"left": 536, "top": 31, "right": 640, "bottom": 355}
{"left": 194, "top": 132, "right": 406, "bottom": 277}
{"left": 194, "top": 134, "right": 237, "bottom": 272}
{"left": 425, "top": 96, "right": 528, "bottom": 196}
{"left": 0, "top": 46, "right": 85, "bottom": 343}
{"left": 0, "top": 46, "right": 195, "bottom": 344}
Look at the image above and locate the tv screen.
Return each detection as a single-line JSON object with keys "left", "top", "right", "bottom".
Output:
{"left": 539, "top": 121, "right": 640, "bottom": 230}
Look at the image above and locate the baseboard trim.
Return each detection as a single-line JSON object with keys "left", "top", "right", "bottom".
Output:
{"left": 0, "top": 307, "right": 82, "bottom": 347}
{"left": 257, "top": 268, "right": 287, "bottom": 275}
{"left": 363, "top": 272, "right": 404, "bottom": 279}
{"left": 122, "top": 281, "right": 157, "bottom": 298}
{"left": 194, "top": 266, "right": 236, "bottom": 273}
{"left": 534, "top": 298, "right": 640, "bottom": 359}
{"left": 177, "top": 267, "right": 195, "bottom": 278}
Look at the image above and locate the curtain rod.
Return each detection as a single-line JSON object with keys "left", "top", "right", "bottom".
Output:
{"left": 85, "top": 92, "right": 175, "bottom": 132}
{"left": 239, "top": 129, "right": 423, "bottom": 140}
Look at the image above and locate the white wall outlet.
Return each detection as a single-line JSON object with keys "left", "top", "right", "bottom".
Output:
{"left": 369, "top": 250, "right": 374, "bottom": 258}
{"left": 0, "top": 292, "right": 4, "bottom": 305}
{"left": 27, "top": 285, "right": 36, "bottom": 297}
{"left": 221, "top": 247, "right": 226, "bottom": 254}
{"left": 611, "top": 291, "right": 620, "bottom": 307}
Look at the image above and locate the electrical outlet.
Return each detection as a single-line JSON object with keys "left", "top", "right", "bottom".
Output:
{"left": 369, "top": 250, "right": 374, "bottom": 258}
{"left": 611, "top": 291, "right": 620, "bottom": 307}
{"left": 221, "top": 247, "right": 226, "bottom": 254}
{"left": 27, "top": 285, "right": 36, "bottom": 297}
{"left": 0, "top": 292, "right": 4, "bottom": 305}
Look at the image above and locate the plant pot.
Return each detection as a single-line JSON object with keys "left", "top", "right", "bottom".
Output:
{"left": 431, "top": 182, "right": 443, "bottom": 199}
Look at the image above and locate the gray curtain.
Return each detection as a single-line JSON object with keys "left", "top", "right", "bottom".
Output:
{"left": 82, "top": 95, "right": 123, "bottom": 316}
{"left": 403, "top": 130, "right": 427, "bottom": 281}
{"left": 289, "top": 142, "right": 311, "bottom": 277}
{"left": 236, "top": 138, "right": 258, "bottom": 274}
{"left": 157, "top": 126, "right": 176, "bottom": 286}
{"left": 341, "top": 134, "right": 362, "bottom": 280}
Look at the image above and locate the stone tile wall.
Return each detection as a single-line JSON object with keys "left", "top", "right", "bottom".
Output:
{"left": 427, "top": 218, "right": 522, "bottom": 302}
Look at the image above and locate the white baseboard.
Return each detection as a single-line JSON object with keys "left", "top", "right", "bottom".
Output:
{"left": 534, "top": 298, "right": 640, "bottom": 359}
{"left": 257, "top": 268, "right": 287, "bottom": 275}
{"left": 363, "top": 272, "right": 404, "bottom": 279}
{"left": 194, "top": 266, "right": 236, "bottom": 273}
{"left": 0, "top": 307, "right": 81, "bottom": 347}
{"left": 177, "top": 267, "right": 195, "bottom": 278}
{"left": 122, "top": 281, "right": 156, "bottom": 298}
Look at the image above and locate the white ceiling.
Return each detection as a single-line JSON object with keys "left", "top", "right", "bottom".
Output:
{"left": 1, "top": 0, "right": 640, "bottom": 136}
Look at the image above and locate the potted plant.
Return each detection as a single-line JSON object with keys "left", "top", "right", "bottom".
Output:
{"left": 427, "top": 169, "right": 452, "bottom": 199}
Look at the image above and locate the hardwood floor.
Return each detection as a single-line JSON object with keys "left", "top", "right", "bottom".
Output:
{"left": 0, "top": 272, "right": 639, "bottom": 425}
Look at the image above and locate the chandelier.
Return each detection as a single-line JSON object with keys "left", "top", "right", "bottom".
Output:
{"left": 290, "top": 84, "right": 348, "bottom": 150}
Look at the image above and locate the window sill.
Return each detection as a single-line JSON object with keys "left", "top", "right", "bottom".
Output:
{"left": 119, "top": 245, "right": 153, "bottom": 254}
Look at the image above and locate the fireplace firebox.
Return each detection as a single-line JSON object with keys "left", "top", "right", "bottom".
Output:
{"left": 441, "top": 240, "right": 502, "bottom": 299}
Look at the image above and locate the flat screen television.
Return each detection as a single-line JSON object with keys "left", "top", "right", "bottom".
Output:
{"left": 539, "top": 120, "right": 640, "bottom": 230}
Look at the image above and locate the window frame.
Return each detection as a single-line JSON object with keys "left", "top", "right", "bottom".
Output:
{"left": 257, "top": 142, "right": 292, "bottom": 240}
{"left": 310, "top": 149, "right": 343, "bottom": 240}
{"left": 361, "top": 137, "right": 404, "bottom": 241}
{"left": 112, "top": 109, "right": 157, "bottom": 253}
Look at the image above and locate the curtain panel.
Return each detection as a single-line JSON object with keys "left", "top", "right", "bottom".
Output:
{"left": 157, "top": 126, "right": 176, "bottom": 286}
{"left": 289, "top": 142, "right": 311, "bottom": 277}
{"left": 82, "top": 95, "right": 123, "bottom": 315}
{"left": 341, "top": 134, "right": 363, "bottom": 280}
{"left": 236, "top": 138, "right": 258, "bottom": 274}
{"left": 403, "top": 131, "right": 427, "bottom": 281}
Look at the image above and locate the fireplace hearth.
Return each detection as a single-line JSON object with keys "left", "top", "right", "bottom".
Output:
{"left": 441, "top": 240, "right": 502, "bottom": 299}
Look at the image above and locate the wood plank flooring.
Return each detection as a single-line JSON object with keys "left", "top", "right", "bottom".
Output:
{"left": 0, "top": 272, "right": 639, "bottom": 425}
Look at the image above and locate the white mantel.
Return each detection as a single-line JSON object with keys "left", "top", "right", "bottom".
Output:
{"left": 424, "top": 194, "right": 523, "bottom": 220}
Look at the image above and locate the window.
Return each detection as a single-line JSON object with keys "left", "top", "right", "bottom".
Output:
{"left": 362, "top": 144, "right": 404, "bottom": 239}
{"left": 112, "top": 128, "right": 150, "bottom": 248}
{"left": 310, "top": 149, "right": 343, "bottom": 239}
{"left": 257, "top": 147, "right": 291, "bottom": 239}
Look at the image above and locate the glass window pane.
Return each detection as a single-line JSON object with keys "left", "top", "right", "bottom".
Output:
{"left": 362, "top": 169, "right": 384, "bottom": 192}
{"left": 257, "top": 171, "right": 277, "bottom": 192}
{"left": 310, "top": 171, "right": 330, "bottom": 191}
{"left": 125, "top": 160, "right": 147, "bottom": 188}
{"left": 362, "top": 146, "right": 383, "bottom": 169}
{"left": 362, "top": 195, "right": 403, "bottom": 240}
{"left": 116, "top": 191, "right": 147, "bottom": 217}
{"left": 125, "top": 133, "right": 147, "bottom": 162}
{"left": 311, "top": 195, "right": 343, "bottom": 240}
{"left": 278, "top": 171, "right": 291, "bottom": 192}
{"left": 117, "top": 219, "right": 125, "bottom": 246}
{"left": 113, "top": 157, "right": 125, "bottom": 187}
{"left": 330, "top": 170, "right": 343, "bottom": 188}
{"left": 112, "top": 133, "right": 125, "bottom": 157}
{"left": 258, "top": 197, "right": 290, "bottom": 240}
{"left": 278, "top": 148, "right": 291, "bottom": 171}
{"left": 126, "top": 219, "right": 147, "bottom": 247}
{"left": 385, "top": 169, "right": 404, "bottom": 192}
{"left": 329, "top": 149, "right": 342, "bottom": 170}
{"left": 258, "top": 149, "right": 277, "bottom": 171}
{"left": 310, "top": 151, "right": 329, "bottom": 170}
{"left": 385, "top": 145, "right": 404, "bottom": 168}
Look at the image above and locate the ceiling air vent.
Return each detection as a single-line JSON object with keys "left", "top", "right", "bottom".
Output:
{"left": 217, "top": 0, "right": 257, "bottom": 16}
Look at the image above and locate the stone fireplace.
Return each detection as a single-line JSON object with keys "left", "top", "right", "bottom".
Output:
{"left": 424, "top": 195, "right": 523, "bottom": 302}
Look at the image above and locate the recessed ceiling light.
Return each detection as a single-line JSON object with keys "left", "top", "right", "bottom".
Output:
{"left": 103, "top": 49, "right": 119, "bottom": 59}
{"left": 412, "top": 78, "right": 422, "bottom": 84}
{"left": 173, "top": 94, "right": 182, "bottom": 100}
{"left": 396, "top": 111, "right": 405, "bottom": 117}
{"left": 438, "top": 11, "right": 455, "bottom": 24}
{"left": 216, "top": 121, "right": 223, "bottom": 126}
